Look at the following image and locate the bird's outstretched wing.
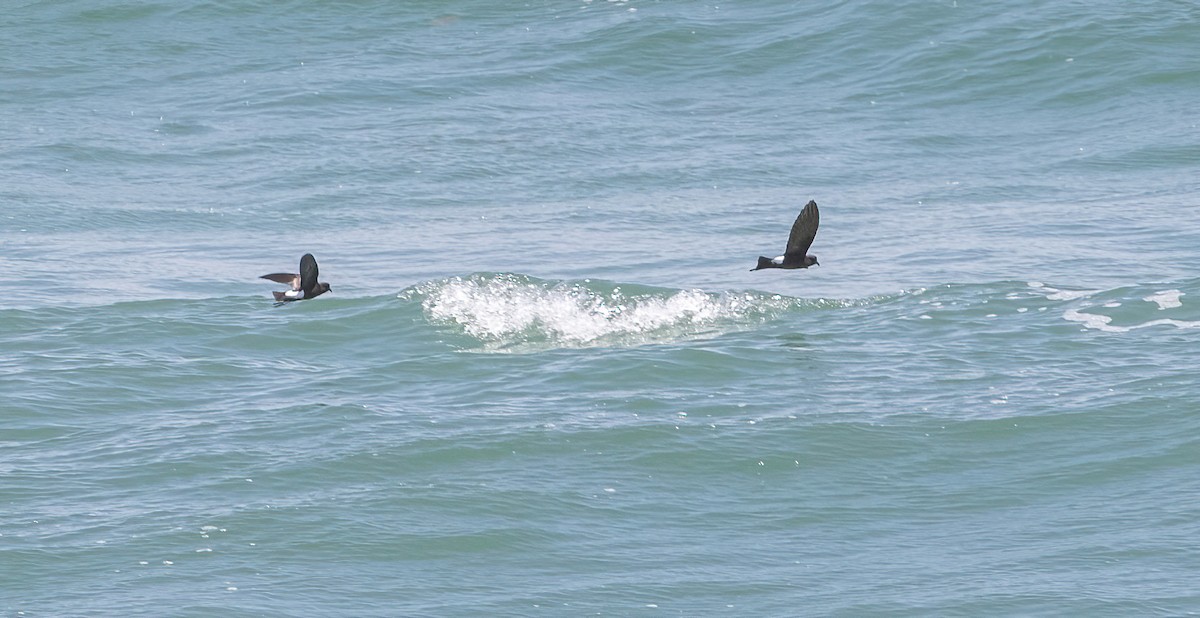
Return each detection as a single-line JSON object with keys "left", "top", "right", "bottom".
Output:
{"left": 784, "top": 200, "right": 820, "bottom": 257}
{"left": 261, "top": 273, "right": 301, "bottom": 290}
{"left": 299, "top": 253, "right": 319, "bottom": 294}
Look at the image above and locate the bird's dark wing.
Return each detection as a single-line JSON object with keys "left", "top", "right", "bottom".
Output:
{"left": 299, "top": 253, "right": 319, "bottom": 294}
{"left": 261, "top": 273, "right": 301, "bottom": 290}
{"left": 784, "top": 200, "right": 820, "bottom": 257}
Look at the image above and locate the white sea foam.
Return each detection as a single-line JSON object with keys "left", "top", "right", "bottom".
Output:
{"left": 410, "top": 274, "right": 802, "bottom": 350}
{"left": 1063, "top": 309, "right": 1116, "bottom": 331}
{"left": 1047, "top": 288, "right": 1098, "bottom": 301}
{"left": 1064, "top": 309, "right": 1200, "bottom": 333}
{"left": 1029, "top": 282, "right": 1198, "bottom": 332}
{"left": 1027, "top": 281, "right": 1098, "bottom": 301}
{"left": 1144, "top": 289, "right": 1183, "bottom": 310}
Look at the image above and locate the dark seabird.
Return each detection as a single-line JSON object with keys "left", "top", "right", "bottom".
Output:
{"left": 750, "top": 200, "right": 820, "bottom": 271}
{"left": 261, "top": 253, "right": 331, "bottom": 302}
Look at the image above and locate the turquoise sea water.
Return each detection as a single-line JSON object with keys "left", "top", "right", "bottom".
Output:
{"left": 3, "top": 1, "right": 1200, "bottom": 615}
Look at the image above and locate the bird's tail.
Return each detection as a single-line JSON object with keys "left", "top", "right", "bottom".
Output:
{"left": 751, "top": 256, "right": 773, "bottom": 271}
{"left": 272, "top": 291, "right": 289, "bottom": 302}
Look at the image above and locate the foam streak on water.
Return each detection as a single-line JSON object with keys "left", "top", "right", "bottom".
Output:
{"left": 1026, "top": 282, "right": 1200, "bottom": 333}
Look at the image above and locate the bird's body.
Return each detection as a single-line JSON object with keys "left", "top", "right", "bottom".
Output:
{"left": 261, "top": 253, "right": 331, "bottom": 302}
{"left": 751, "top": 200, "right": 820, "bottom": 272}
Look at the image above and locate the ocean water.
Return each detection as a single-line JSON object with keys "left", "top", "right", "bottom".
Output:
{"left": 3, "top": 0, "right": 1200, "bottom": 615}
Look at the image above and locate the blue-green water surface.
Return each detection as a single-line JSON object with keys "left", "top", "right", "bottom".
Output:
{"left": 3, "top": 1, "right": 1200, "bottom": 615}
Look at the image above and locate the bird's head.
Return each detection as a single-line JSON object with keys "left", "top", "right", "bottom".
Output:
{"left": 806, "top": 255, "right": 820, "bottom": 267}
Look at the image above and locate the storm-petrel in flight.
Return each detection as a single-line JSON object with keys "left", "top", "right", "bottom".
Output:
{"left": 750, "top": 200, "right": 820, "bottom": 271}
{"left": 261, "top": 253, "right": 331, "bottom": 302}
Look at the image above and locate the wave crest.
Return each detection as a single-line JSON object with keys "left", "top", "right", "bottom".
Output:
{"left": 400, "top": 273, "right": 817, "bottom": 351}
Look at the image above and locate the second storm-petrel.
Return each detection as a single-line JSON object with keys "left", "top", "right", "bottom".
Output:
{"left": 750, "top": 200, "right": 820, "bottom": 272}
{"left": 261, "top": 253, "right": 331, "bottom": 302}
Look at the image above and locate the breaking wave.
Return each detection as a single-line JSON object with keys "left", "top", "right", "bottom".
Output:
{"left": 399, "top": 273, "right": 842, "bottom": 352}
